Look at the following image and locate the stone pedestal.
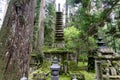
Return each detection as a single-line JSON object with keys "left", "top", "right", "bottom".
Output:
{"left": 95, "top": 60, "right": 103, "bottom": 80}
{"left": 51, "top": 76, "right": 59, "bottom": 80}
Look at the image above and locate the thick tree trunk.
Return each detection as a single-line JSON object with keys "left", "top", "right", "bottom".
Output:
{"left": 37, "top": 0, "right": 45, "bottom": 53}
{"left": 0, "top": 0, "right": 35, "bottom": 80}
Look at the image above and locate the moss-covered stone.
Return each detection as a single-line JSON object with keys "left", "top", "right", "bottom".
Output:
{"left": 95, "top": 56, "right": 120, "bottom": 60}
{"left": 29, "top": 60, "right": 51, "bottom": 80}
{"left": 69, "top": 71, "right": 85, "bottom": 80}
{"left": 30, "top": 51, "right": 44, "bottom": 67}
{"left": 43, "top": 48, "right": 74, "bottom": 54}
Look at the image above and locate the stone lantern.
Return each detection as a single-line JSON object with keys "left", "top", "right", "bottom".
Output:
{"left": 50, "top": 57, "right": 60, "bottom": 80}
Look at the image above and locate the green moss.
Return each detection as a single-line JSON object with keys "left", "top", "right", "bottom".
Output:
{"left": 0, "top": 22, "right": 13, "bottom": 80}
{"left": 69, "top": 67, "right": 85, "bottom": 80}
{"left": 112, "top": 61, "right": 120, "bottom": 66}
{"left": 68, "top": 61, "right": 80, "bottom": 71}
{"left": 43, "top": 48, "right": 74, "bottom": 54}
{"left": 95, "top": 56, "right": 120, "bottom": 60}
{"left": 47, "top": 75, "right": 70, "bottom": 80}
{"left": 78, "top": 62, "right": 87, "bottom": 67}
{"left": 78, "top": 54, "right": 88, "bottom": 61}
{"left": 30, "top": 50, "right": 44, "bottom": 67}
{"left": 80, "top": 70, "right": 95, "bottom": 80}
{"left": 29, "top": 60, "right": 51, "bottom": 80}
{"left": 103, "top": 62, "right": 109, "bottom": 66}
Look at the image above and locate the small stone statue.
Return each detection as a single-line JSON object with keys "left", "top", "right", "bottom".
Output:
{"left": 72, "top": 74, "right": 77, "bottom": 80}
{"left": 20, "top": 73, "right": 27, "bottom": 80}
{"left": 50, "top": 57, "right": 60, "bottom": 80}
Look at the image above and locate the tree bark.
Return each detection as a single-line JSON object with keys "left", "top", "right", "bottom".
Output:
{"left": 37, "top": 0, "right": 46, "bottom": 53}
{"left": 0, "top": 0, "right": 35, "bottom": 80}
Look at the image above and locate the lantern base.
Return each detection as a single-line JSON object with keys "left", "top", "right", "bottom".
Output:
{"left": 51, "top": 76, "right": 59, "bottom": 80}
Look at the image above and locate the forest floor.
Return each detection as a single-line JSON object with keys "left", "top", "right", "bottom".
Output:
{"left": 29, "top": 62, "right": 95, "bottom": 80}
{"left": 47, "top": 71, "right": 95, "bottom": 80}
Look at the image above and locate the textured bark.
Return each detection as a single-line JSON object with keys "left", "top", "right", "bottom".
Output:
{"left": 37, "top": 0, "right": 45, "bottom": 53}
{"left": 0, "top": 0, "right": 35, "bottom": 80}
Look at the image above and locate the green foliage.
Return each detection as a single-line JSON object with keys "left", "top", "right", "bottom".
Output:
{"left": 68, "top": 61, "right": 80, "bottom": 71}
{"left": 44, "top": 3, "right": 56, "bottom": 46}
{"left": 64, "top": 26, "right": 80, "bottom": 50}
{"left": 47, "top": 75, "right": 70, "bottom": 80}
{"left": 43, "top": 46, "right": 74, "bottom": 54}
{"left": 80, "top": 71, "right": 95, "bottom": 80}
{"left": 78, "top": 62, "right": 87, "bottom": 67}
{"left": 64, "top": 26, "right": 80, "bottom": 39}
{"left": 33, "top": 0, "right": 41, "bottom": 49}
{"left": 64, "top": 26, "right": 97, "bottom": 51}
{"left": 88, "top": 37, "right": 97, "bottom": 50}
{"left": 78, "top": 53, "right": 88, "bottom": 61}
{"left": 34, "top": 0, "right": 41, "bottom": 24}
{"left": 31, "top": 50, "right": 44, "bottom": 67}
{"left": 29, "top": 60, "right": 50, "bottom": 80}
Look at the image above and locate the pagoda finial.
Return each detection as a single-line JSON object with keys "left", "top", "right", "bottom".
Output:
{"left": 58, "top": 3, "right": 60, "bottom": 12}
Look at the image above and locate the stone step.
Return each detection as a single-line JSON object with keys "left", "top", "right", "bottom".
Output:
{"left": 103, "top": 75, "right": 120, "bottom": 79}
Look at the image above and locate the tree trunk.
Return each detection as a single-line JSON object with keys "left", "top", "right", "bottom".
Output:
{"left": 66, "top": 0, "right": 68, "bottom": 27}
{"left": 0, "top": 0, "right": 35, "bottom": 80}
{"left": 37, "top": 0, "right": 45, "bottom": 53}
